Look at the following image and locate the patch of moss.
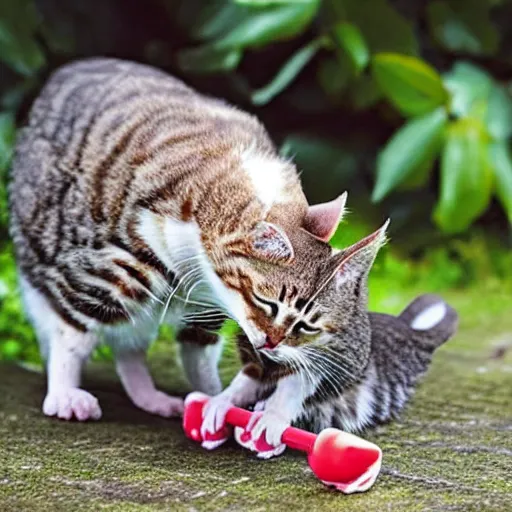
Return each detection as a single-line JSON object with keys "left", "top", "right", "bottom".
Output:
{"left": 1, "top": 288, "right": 512, "bottom": 511}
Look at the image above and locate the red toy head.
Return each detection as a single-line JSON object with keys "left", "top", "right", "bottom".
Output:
{"left": 307, "top": 428, "right": 382, "bottom": 493}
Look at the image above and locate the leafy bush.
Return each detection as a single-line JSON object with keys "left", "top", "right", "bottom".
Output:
{"left": 0, "top": 0, "right": 511, "bottom": 363}
{"left": 1, "top": 0, "right": 512, "bottom": 235}
{"left": 171, "top": 0, "right": 512, "bottom": 234}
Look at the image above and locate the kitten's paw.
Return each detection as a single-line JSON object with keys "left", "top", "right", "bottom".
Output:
{"left": 133, "top": 390, "right": 184, "bottom": 418}
{"left": 234, "top": 409, "right": 288, "bottom": 459}
{"left": 201, "top": 394, "right": 232, "bottom": 439}
{"left": 43, "top": 388, "right": 102, "bottom": 421}
{"left": 250, "top": 408, "right": 290, "bottom": 448}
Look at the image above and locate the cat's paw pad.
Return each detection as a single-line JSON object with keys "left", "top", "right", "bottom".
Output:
{"left": 234, "top": 410, "right": 288, "bottom": 459}
{"left": 133, "top": 390, "right": 184, "bottom": 418}
{"left": 43, "top": 388, "right": 102, "bottom": 421}
{"left": 200, "top": 394, "right": 232, "bottom": 439}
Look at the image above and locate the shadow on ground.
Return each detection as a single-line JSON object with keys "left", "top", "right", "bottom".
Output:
{"left": 1, "top": 289, "right": 512, "bottom": 511}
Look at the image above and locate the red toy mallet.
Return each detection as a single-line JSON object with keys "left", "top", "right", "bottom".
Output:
{"left": 183, "top": 392, "right": 382, "bottom": 494}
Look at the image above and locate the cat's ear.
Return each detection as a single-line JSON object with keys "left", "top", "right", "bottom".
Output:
{"left": 228, "top": 222, "right": 294, "bottom": 265}
{"left": 303, "top": 192, "right": 347, "bottom": 242}
{"left": 331, "top": 219, "right": 389, "bottom": 284}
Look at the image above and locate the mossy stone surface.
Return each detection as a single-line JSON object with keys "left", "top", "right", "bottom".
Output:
{"left": 1, "top": 288, "right": 512, "bottom": 511}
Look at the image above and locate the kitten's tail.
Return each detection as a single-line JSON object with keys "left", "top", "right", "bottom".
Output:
{"left": 399, "top": 294, "right": 458, "bottom": 350}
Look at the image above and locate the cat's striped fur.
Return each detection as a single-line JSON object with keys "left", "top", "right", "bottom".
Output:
{"left": 10, "top": 58, "right": 366, "bottom": 422}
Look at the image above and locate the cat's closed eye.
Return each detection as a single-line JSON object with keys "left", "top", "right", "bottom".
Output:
{"left": 251, "top": 292, "right": 278, "bottom": 318}
{"left": 292, "top": 320, "right": 321, "bottom": 336}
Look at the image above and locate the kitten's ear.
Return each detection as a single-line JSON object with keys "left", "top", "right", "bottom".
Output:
{"left": 229, "top": 222, "right": 294, "bottom": 265}
{"left": 303, "top": 192, "right": 347, "bottom": 242}
{"left": 331, "top": 219, "right": 389, "bottom": 283}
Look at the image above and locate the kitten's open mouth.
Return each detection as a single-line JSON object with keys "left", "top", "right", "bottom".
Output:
{"left": 262, "top": 342, "right": 274, "bottom": 350}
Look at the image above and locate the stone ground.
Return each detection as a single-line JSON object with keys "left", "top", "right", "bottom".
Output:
{"left": 1, "top": 288, "right": 512, "bottom": 511}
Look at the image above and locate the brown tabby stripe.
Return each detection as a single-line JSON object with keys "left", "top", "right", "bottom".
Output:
{"left": 49, "top": 80, "right": 101, "bottom": 143}
{"left": 90, "top": 117, "right": 151, "bottom": 223}
{"left": 112, "top": 259, "right": 152, "bottom": 290}
{"left": 55, "top": 280, "right": 129, "bottom": 324}
{"left": 37, "top": 282, "right": 87, "bottom": 332}
{"left": 134, "top": 154, "right": 205, "bottom": 212}
{"left": 54, "top": 177, "right": 74, "bottom": 256}
{"left": 77, "top": 263, "right": 149, "bottom": 303}
{"left": 59, "top": 267, "right": 127, "bottom": 306}
{"left": 124, "top": 219, "right": 169, "bottom": 277}
{"left": 72, "top": 89, "right": 138, "bottom": 170}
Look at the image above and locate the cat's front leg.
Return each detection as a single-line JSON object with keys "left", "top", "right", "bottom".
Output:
{"left": 236, "top": 374, "right": 312, "bottom": 459}
{"left": 43, "top": 324, "right": 102, "bottom": 421}
{"left": 200, "top": 368, "right": 263, "bottom": 446}
{"left": 177, "top": 323, "right": 225, "bottom": 396}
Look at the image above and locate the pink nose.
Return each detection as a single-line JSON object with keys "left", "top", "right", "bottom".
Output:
{"left": 263, "top": 336, "right": 280, "bottom": 349}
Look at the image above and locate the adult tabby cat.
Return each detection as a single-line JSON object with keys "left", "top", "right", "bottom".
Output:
{"left": 10, "top": 58, "right": 380, "bottom": 422}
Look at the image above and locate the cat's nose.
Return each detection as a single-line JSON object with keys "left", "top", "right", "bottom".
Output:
{"left": 263, "top": 335, "right": 280, "bottom": 349}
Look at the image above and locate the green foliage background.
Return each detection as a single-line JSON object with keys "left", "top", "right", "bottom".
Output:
{"left": 0, "top": 0, "right": 511, "bottom": 362}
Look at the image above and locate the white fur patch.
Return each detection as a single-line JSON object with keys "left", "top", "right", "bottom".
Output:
{"left": 137, "top": 212, "right": 246, "bottom": 321}
{"left": 411, "top": 302, "right": 447, "bottom": 330}
{"left": 179, "top": 337, "right": 224, "bottom": 394}
{"left": 241, "top": 150, "right": 286, "bottom": 212}
{"left": 355, "top": 362, "right": 377, "bottom": 429}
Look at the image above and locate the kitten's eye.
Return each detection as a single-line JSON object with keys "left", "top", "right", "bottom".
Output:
{"left": 252, "top": 292, "right": 278, "bottom": 318}
{"left": 292, "top": 321, "right": 321, "bottom": 336}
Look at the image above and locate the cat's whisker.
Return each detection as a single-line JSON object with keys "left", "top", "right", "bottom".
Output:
{"left": 303, "top": 347, "right": 362, "bottom": 385}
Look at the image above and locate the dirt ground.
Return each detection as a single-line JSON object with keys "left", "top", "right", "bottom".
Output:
{"left": 1, "top": 290, "right": 512, "bottom": 511}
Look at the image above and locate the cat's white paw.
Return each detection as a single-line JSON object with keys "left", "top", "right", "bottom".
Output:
{"left": 253, "top": 399, "right": 267, "bottom": 412}
{"left": 201, "top": 394, "right": 232, "bottom": 438}
{"left": 43, "top": 388, "right": 102, "bottom": 421}
{"left": 249, "top": 408, "right": 290, "bottom": 453}
{"left": 133, "top": 390, "right": 184, "bottom": 417}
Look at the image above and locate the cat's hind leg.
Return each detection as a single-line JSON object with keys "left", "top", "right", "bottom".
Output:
{"left": 20, "top": 275, "right": 102, "bottom": 421}
{"left": 115, "top": 350, "right": 184, "bottom": 417}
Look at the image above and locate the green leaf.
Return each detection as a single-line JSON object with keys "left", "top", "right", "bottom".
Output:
{"left": 427, "top": 0, "right": 499, "bottom": 56}
{"left": 487, "top": 85, "right": 512, "bottom": 140}
{"left": 398, "top": 154, "right": 436, "bottom": 191}
{"left": 176, "top": 46, "right": 242, "bottom": 73}
{"left": 235, "top": 0, "right": 313, "bottom": 4}
{"left": 0, "top": 0, "right": 45, "bottom": 75}
{"left": 176, "top": 0, "right": 250, "bottom": 42}
{"left": 342, "top": 0, "right": 418, "bottom": 55}
{"left": 373, "top": 108, "right": 447, "bottom": 201}
{"left": 489, "top": 142, "right": 512, "bottom": 224}
{"left": 434, "top": 118, "right": 493, "bottom": 233}
{"left": 317, "top": 57, "right": 351, "bottom": 100}
{"left": 332, "top": 22, "right": 369, "bottom": 73}
{"left": 0, "top": 112, "right": 15, "bottom": 173}
{"left": 214, "top": 0, "right": 320, "bottom": 50}
{"left": 347, "top": 73, "right": 382, "bottom": 110}
{"left": 443, "top": 61, "right": 493, "bottom": 118}
{"left": 372, "top": 53, "right": 449, "bottom": 117}
{"left": 252, "top": 38, "right": 324, "bottom": 105}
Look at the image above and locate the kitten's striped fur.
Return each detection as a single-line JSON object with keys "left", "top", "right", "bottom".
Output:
{"left": 296, "top": 295, "right": 458, "bottom": 433}
{"left": 231, "top": 295, "right": 457, "bottom": 458}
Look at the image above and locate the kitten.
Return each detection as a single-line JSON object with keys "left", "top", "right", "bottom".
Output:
{"left": 200, "top": 222, "right": 389, "bottom": 444}
{"left": 9, "top": 58, "right": 351, "bottom": 421}
{"left": 236, "top": 294, "right": 458, "bottom": 458}
{"left": 200, "top": 233, "right": 457, "bottom": 456}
